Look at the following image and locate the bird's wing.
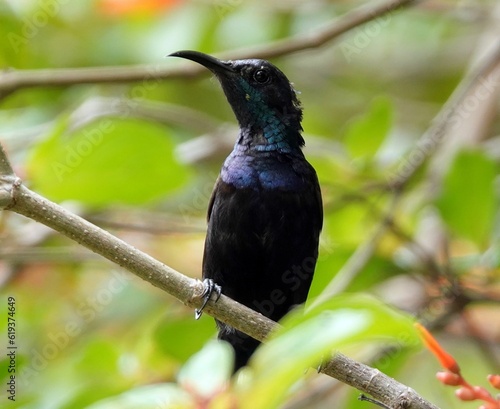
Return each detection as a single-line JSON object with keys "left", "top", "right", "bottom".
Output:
{"left": 206, "top": 176, "right": 221, "bottom": 223}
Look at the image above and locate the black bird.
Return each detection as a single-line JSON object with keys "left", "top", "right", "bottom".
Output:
{"left": 170, "top": 50, "right": 323, "bottom": 372}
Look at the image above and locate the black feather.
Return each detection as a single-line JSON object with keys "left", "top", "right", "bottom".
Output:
{"left": 170, "top": 51, "right": 323, "bottom": 372}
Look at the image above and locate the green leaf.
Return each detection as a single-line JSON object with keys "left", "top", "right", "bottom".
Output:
{"left": 83, "top": 384, "right": 192, "bottom": 409}
{"left": 27, "top": 118, "right": 192, "bottom": 206}
{"left": 74, "top": 338, "right": 120, "bottom": 377}
{"left": 436, "top": 149, "right": 498, "bottom": 245}
{"left": 309, "top": 250, "right": 404, "bottom": 300}
{"left": 239, "top": 294, "right": 417, "bottom": 409}
{"left": 322, "top": 203, "right": 376, "bottom": 246}
{"left": 344, "top": 96, "right": 393, "bottom": 158}
{"left": 154, "top": 315, "right": 217, "bottom": 362}
{"left": 177, "top": 340, "right": 233, "bottom": 398}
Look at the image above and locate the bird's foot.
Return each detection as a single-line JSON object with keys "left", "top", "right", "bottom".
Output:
{"left": 195, "top": 279, "right": 222, "bottom": 320}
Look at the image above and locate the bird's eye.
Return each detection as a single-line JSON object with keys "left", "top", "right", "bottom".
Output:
{"left": 253, "top": 69, "right": 270, "bottom": 84}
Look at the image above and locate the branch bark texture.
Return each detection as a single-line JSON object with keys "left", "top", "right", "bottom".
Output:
{"left": 4, "top": 179, "right": 275, "bottom": 345}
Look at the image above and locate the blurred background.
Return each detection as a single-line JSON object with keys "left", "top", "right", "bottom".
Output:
{"left": 0, "top": 0, "right": 499, "bottom": 408}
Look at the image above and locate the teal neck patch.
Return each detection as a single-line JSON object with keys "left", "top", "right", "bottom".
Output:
{"left": 238, "top": 78, "right": 301, "bottom": 153}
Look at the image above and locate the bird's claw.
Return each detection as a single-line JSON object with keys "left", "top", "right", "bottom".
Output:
{"left": 195, "top": 279, "right": 222, "bottom": 320}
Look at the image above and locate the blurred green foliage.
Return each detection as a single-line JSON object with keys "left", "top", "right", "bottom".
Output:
{"left": 0, "top": 0, "right": 499, "bottom": 408}
{"left": 436, "top": 150, "right": 497, "bottom": 246}
{"left": 27, "top": 118, "right": 192, "bottom": 205}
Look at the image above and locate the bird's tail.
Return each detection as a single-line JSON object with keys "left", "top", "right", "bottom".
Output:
{"left": 217, "top": 321, "right": 261, "bottom": 373}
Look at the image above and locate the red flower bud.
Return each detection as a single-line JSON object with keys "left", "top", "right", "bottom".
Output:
{"left": 415, "top": 323, "right": 461, "bottom": 374}
{"left": 455, "top": 387, "right": 476, "bottom": 401}
{"left": 472, "top": 386, "right": 495, "bottom": 402}
{"left": 487, "top": 374, "right": 500, "bottom": 390}
{"left": 436, "top": 371, "right": 462, "bottom": 386}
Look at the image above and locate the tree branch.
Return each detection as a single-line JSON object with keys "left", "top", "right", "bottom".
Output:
{"left": 0, "top": 143, "right": 438, "bottom": 409}
{"left": 0, "top": 0, "right": 419, "bottom": 99}
{"left": 1, "top": 180, "right": 274, "bottom": 346}
{"left": 219, "top": 0, "right": 420, "bottom": 61}
{"left": 322, "top": 354, "right": 439, "bottom": 409}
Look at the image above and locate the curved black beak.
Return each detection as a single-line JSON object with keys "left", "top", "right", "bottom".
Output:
{"left": 168, "top": 50, "right": 234, "bottom": 74}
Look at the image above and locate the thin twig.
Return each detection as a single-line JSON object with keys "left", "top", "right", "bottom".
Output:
{"left": 219, "top": 0, "right": 420, "bottom": 61}
{"left": 69, "top": 97, "right": 221, "bottom": 134}
{"left": 0, "top": 0, "right": 419, "bottom": 99}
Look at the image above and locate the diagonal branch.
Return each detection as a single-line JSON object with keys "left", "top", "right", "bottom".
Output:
{"left": 0, "top": 142, "right": 438, "bottom": 409}
{"left": 0, "top": 0, "right": 419, "bottom": 99}
{"left": 388, "top": 37, "right": 500, "bottom": 190}
{"left": 0, "top": 175, "right": 274, "bottom": 345}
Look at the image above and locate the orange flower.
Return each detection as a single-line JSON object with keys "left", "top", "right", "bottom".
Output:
{"left": 436, "top": 371, "right": 461, "bottom": 386}
{"left": 98, "top": 0, "right": 180, "bottom": 16}
{"left": 488, "top": 374, "right": 500, "bottom": 390}
{"left": 455, "top": 387, "right": 476, "bottom": 401}
{"left": 415, "top": 323, "right": 461, "bottom": 374}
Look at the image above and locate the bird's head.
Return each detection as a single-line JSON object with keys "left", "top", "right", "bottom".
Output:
{"left": 170, "top": 50, "right": 304, "bottom": 151}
